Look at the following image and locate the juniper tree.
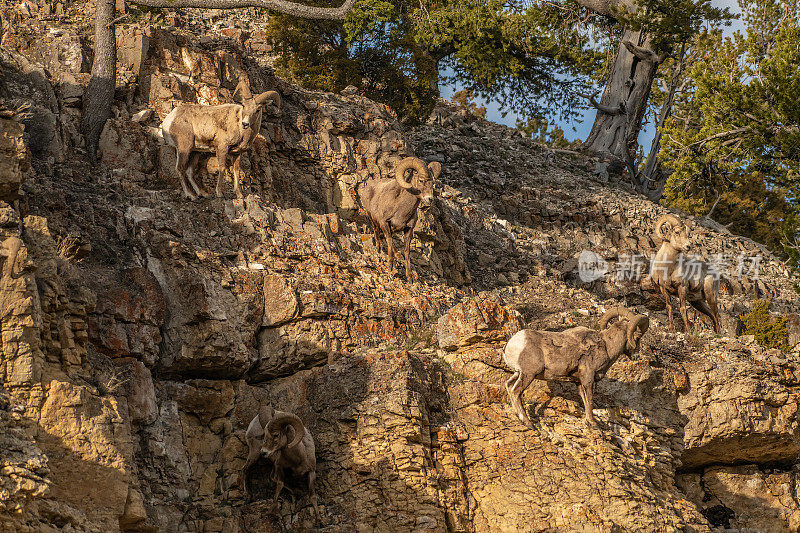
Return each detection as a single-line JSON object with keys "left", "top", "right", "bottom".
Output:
{"left": 415, "top": 0, "right": 731, "bottom": 196}
{"left": 660, "top": 0, "right": 800, "bottom": 257}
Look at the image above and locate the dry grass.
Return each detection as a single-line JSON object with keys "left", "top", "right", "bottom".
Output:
{"left": 56, "top": 235, "right": 82, "bottom": 261}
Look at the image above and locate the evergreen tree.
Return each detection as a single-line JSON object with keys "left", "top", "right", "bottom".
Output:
{"left": 266, "top": 0, "right": 730, "bottom": 176}
{"left": 660, "top": 0, "right": 800, "bottom": 258}
{"left": 266, "top": 0, "right": 603, "bottom": 125}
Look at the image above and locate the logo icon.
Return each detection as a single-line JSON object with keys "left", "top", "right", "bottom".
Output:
{"left": 578, "top": 250, "right": 608, "bottom": 283}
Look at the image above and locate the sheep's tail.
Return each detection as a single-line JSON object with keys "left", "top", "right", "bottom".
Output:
{"left": 148, "top": 126, "right": 165, "bottom": 142}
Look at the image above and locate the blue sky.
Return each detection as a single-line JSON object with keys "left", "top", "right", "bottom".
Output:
{"left": 439, "top": 0, "right": 744, "bottom": 149}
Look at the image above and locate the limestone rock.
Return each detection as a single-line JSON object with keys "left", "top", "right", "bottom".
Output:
{"left": 0, "top": 116, "right": 27, "bottom": 202}
{"left": 262, "top": 274, "right": 298, "bottom": 327}
{"left": 679, "top": 339, "right": 800, "bottom": 468}
{"left": 3, "top": 14, "right": 800, "bottom": 533}
{"left": 438, "top": 296, "right": 523, "bottom": 351}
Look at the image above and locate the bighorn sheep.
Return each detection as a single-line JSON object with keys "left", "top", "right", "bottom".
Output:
{"left": 359, "top": 157, "right": 441, "bottom": 279}
{"left": 651, "top": 214, "right": 721, "bottom": 333}
{"left": 503, "top": 308, "right": 650, "bottom": 427}
{"left": 155, "top": 78, "right": 281, "bottom": 200}
{"left": 242, "top": 405, "right": 319, "bottom": 521}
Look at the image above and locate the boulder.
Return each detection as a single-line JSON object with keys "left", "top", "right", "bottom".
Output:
{"left": 438, "top": 296, "right": 523, "bottom": 351}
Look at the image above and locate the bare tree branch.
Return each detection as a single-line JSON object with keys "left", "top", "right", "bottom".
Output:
{"left": 108, "top": 14, "right": 129, "bottom": 27}
{"left": 130, "top": 0, "right": 355, "bottom": 20}
{"left": 578, "top": 91, "right": 626, "bottom": 115}
{"left": 622, "top": 40, "right": 666, "bottom": 63}
{"left": 704, "top": 189, "right": 722, "bottom": 220}
{"left": 572, "top": 0, "right": 635, "bottom": 18}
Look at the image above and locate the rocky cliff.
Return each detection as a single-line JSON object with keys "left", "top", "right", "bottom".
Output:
{"left": 1, "top": 3, "right": 800, "bottom": 532}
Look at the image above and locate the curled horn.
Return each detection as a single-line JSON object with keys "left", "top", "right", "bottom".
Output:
{"left": 655, "top": 214, "right": 682, "bottom": 239}
{"left": 598, "top": 307, "right": 635, "bottom": 330}
{"left": 626, "top": 314, "right": 650, "bottom": 351}
{"left": 234, "top": 77, "right": 253, "bottom": 101}
{"left": 395, "top": 157, "right": 428, "bottom": 190}
{"left": 267, "top": 414, "right": 305, "bottom": 449}
{"left": 255, "top": 90, "right": 281, "bottom": 109}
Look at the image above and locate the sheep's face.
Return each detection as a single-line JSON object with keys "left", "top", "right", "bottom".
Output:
{"left": 417, "top": 161, "right": 442, "bottom": 209}
{"left": 414, "top": 170, "right": 435, "bottom": 209}
{"left": 667, "top": 224, "right": 691, "bottom": 252}
{"left": 240, "top": 98, "right": 262, "bottom": 131}
{"left": 260, "top": 428, "right": 289, "bottom": 457}
{"left": 625, "top": 327, "right": 646, "bottom": 355}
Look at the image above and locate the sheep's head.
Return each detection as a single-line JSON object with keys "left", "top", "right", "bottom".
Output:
{"left": 234, "top": 78, "right": 282, "bottom": 131}
{"left": 599, "top": 307, "right": 650, "bottom": 356}
{"left": 261, "top": 413, "right": 305, "bottom": 456}
{"left": 655, "top": 214, "right": 691, "bottom": 252}
{"left": 395, "top": 157, "right": 441, "bottom": 208}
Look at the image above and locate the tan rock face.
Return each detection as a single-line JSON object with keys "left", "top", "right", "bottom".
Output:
{"left": 0, "top": 388, "right": 49, "bottom": 532}
{"left": 262, "top": 274, "right": 299, "bottom": 326}
{"left": 678, "top": 466, "right": 800, "bottom": 531}
{"left": 0, "top": 116, "right": 27, "bottom": 203}
{"left": 3, "top": 15, "right": 800, "bottom": 533}
{"left": 38, "top": 380, "right": 135, "bottom": 532}
{"left": 678, "top": 340, "right": 800, "bottom": 468}
{"left": 437, "top": 296, "right": 523, "bottom": 352}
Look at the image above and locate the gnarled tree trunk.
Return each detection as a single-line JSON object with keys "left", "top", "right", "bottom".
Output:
{"left": 81, "top": 0, "right": 116, "bottom": 163}
{"left": 582, "top": 29, "right": 662, "bottom": 164}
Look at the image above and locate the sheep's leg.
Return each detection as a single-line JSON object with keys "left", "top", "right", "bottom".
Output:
{"left": 270, "top": 463, "right": 285, "bottom": 511}
{"left": 308, "top": 471, "right": 321, "bottom": 523}
{"left": 215, "top": 146, "right": 230, "bottom": 198}
{"left": 175, "top": 146, "right": 198, "bottom": 200}
{"left": 578, "top": 380, "right": 595, "bottom": 427}
{"left": 690, "top": 299, "right": 719, "bottom": 334}
{"left": 380, "top": 221, "right": 396, "bottom": 273}
{"left": 506, "top": 371, "right": 536, "bottom": 427}
{"left": 402, "top": 226, "right": 415, "bottom": 281}
{"left": 185, "top": 152, "right": 208, "bottom": 197}
{"left": 240, "top": 445, "right": 262, "bottom": 498}
{"left": 660, "top": 285, "right": 674, "bottom": 331}
{"left": 704, "top": 277, "right": 721, "bottom": 333}
{"left": 505, "top": 372, "right": 527, "bottom": 424}
{"left": 272, "top": 478, "right": 284, "bottom": 511}
{"left": 369, "top": 215, "right": 382, "bottom": 252}
{"left": 232, "top": 154, "right": 244, "bottom": 199}
{"left": 677, "top": 285, "right": 691, "bottom": 333}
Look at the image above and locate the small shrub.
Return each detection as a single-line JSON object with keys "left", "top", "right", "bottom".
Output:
{"left": 740, "top": 300, "right": 790, "bottom": 353}
{"left": 56, "top": 235, "right": 82, "bottom": 261}
{"left": 98, "top": 368, "right": 129, "bottom": 397}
